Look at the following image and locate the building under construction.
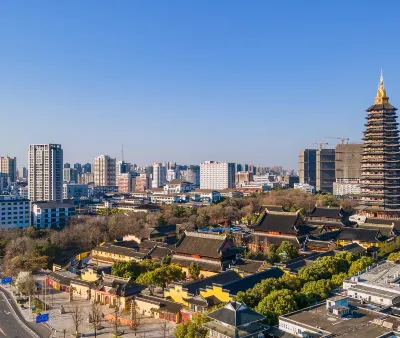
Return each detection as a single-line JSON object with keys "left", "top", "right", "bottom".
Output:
{"left": 316, "top": 148, "right": 335, "bottom": 193}
{"left": 335, "top": 143, "right": 363, "bottom": 180}
{"left": 299, "top": 149, "right": 317, "bottom": 188}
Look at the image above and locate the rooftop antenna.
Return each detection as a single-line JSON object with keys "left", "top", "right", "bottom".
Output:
{"left": 121, "top": 144, "right": 124, "bottom": 162}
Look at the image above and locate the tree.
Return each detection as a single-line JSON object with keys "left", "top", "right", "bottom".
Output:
{"left": 136, "top": 270, "right": 163, "bottom": 295}
{"left": 331, "top": 272, "right": 348, "bottom": 287}
{"left": 188, "top": 262, "right": 200, "bottom": 280}
{"left": 256, "top": 289, "right": 298, "bottom": 325}
{"left": 157, "top": 311, "right": 170, "bottom": 338}
{"left": 161, "top": 255, "right": 172, "bottom": 266}
{"left": 112, "top": 261, "right": 142, "bottom": 279}
{"left": 301, "top": 279, "right": 333, "bottom": 301}
{"left": 90, "top": 301, "right": 102, "bottom": 338}
{"left": 276, "top": 241, "right": 298, "bottom": 261}
{"left": 388, "top": 252, "right": 400, "bottom": 262}
{"left": 348, "top": 256, "right": 375, "bottom": 276}
{"left": 130, "top": 298, "right": 141, "bottom": 335}
{"left": 15, "top": 271, "right": 36, "bottom": 297}
{"left": 174, "top": 314, "right": 209, "bottom": 338}
{"left": 71, "top": 305, "right": 84, "bottom": 337}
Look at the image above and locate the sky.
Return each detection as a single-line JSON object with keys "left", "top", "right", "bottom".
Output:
{"left": 1, "top": 1, "right": 400, "bottom": 168}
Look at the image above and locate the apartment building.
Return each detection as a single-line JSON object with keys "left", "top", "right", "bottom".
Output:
{"left": 0, "top": 156, "right": 17, "bottom": 183}
{"left": 28, "top": 144, "right": 63, "bottom": 202}
{"left": 32, "top": 201, "right": 76, "bottom": 228}
{"left": 94, "top": 155, "right": 116, "bottom": 186}
{"left": 0, "top": 195, "right": 30, "bottom": 228}
{"left": 152, "top": 162, "right": 167, "bottom": 188}
{"left": 200, "top": 161, "right": 235, "bottom": 190}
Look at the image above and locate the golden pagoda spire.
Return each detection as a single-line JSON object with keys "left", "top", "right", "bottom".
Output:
{"left": 375, "top": 68, "right": 389, "bottom": 104}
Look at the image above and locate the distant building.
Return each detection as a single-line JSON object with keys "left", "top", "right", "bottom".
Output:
{"left": 316, "top": 148, "right": 335, "bottom": 193}
{"left": 63, "top": 168, "right": 79, "bottom": 183}
{"left": 82, "top": 163, "right": 91, "bottom": 173}
{"left": 333, "top": 179, "right": 361, "bottom": 196}
{"left": 200, "top": 161, "right": 235, "bottom": 190}
{"left": 180, "top": 165, "right": 200, "bottom": 186}
{"left": 164, "top": 179, "right": 196, "bottom": 194}
{"left": 135, "top": 173, "right": 152, "bottom": 192}
{"left": 166, "top": 169, "right": 178, "bottom": 182}
{"left": 19, "top": 167, "right": 28, "bottom": 179}
{"left": 0, "top": 173, "right": 10, "bottom": 192}
{"left": 299, "top": 149, "right": 317, "bottom": 187}
{"left": 64, "top": 163, "right": 70, "bottom": 168}
{"left": 116, "top": 160, "right": 131, "bottom": 176}
{"left": 32, "top": 201, "right": 76, "bottom": 228}
{"left": 79, "top": 173, "right": 94, "bottom": 184}
{"left": 94, "top": 155, "right": 116, "bottom": 186}
{"left": 235, "top": 171, "right": 253, "bottom": 186}
{"left": 28, "top": 144, "right": 63, "bottom": 202}
{"left": 73, "top": 163, "right": 82, "bottom": 172}
{"left": 63, "top": 183, "right": 89, "bottom": 199}
{"left": 294, "top": 183, "right": 315, "bottom": 194}
{"left": 189, "top": 189, "right": 221, "bottom": 202}
{"left": 284, "top": 175, "right": 299, "bottom": 188}
{"left": 0, "top": 195, "right": 30, "bottom": 228}
{"left": 0, "top": 156, "right": 17, "bottom": 183}
{"left": 117, "top": 172, "right": 137, "bottom": 193}
{"left": 335, "top": 143, "right": 363, "bottom": 180}
{"left": 152, "top": 163, "right": 167, "bottom": 188}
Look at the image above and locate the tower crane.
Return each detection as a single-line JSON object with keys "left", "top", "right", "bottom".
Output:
{"left": 312, "top": 142, "right": 334, "bottom": 150}
{"left": 325, "top": 137, "right": 350, "bottom": 144}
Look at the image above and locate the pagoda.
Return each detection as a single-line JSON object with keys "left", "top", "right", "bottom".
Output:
{"left": 360, "top": 71, "right": 400, "bottom": 218}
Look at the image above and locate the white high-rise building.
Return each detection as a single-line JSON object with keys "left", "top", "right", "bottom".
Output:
{"left": 28, "top": 144, "right": 63, "bottom": 202}
{"left": 152, "top": 162, "right": 167, "bottom": 188}
{"left": 200, "top": 161, "right": 235, "bottom": 190}
{"left": 94, "top": 155, "right": 116, "bottom": 186}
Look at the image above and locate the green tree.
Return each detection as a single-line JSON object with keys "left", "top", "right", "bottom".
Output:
{"left": 111, "top": 261, "right": 142, "bottom": 278}
{"left": 388, "top": 252, "right": 400, "bottom": 262}
{"left": 136, "top": 270, "right": 163, "bottom": 295}
{"left": 174, "top": 314, "right": 209, "bottom": 338}
{"left": 301, "top": 279, "right": 333, "bottom": 301}
{"left": 348, "top": 256, "right": 375, "bottom": 276}
{"left": 276, "top": 241, "right": 298, "bottom": 261}
{"left": 331, "top": 272, "right": 348, "bottom": 287}
{"left": 161, "top": 255, "right": 172, "bottom": 266}
{"left": 256, "top": 289, "right": 298, "bottom": 325}
{"left": 188, "top": 262, "right": 200, "bottom": 280}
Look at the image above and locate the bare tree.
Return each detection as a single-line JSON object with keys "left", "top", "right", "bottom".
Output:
{"left": 157, "top": 311, "right": 170, "bottom": 338}
{"left": 71, "top": 305, "right": 84, "bottom": 337}
{"left": 130, "top": 298, "right": 142, "bottom": 336}
{"left": 90, "top": 301, "right": 102, "bottom": 338}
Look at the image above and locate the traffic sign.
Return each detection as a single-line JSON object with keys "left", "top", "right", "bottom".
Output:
{"left": 36, "top": 313, "right": 49, "bottom": 323}
{"left": 1, "top": 277, "right": 12, "bottom": 285}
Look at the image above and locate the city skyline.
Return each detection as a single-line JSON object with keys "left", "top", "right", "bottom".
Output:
{"left": 2, "top": 1, "right": 400, "bottom": 166}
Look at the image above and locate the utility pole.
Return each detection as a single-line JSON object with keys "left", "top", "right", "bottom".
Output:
{"left": 114, "top": 305, "right": 119, "bottom": 336}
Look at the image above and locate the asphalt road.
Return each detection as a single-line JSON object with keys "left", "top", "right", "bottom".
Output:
{"left": 0, "top": 288, "right": 51, "bottom": 338}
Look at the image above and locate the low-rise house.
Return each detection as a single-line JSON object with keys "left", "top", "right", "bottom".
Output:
{"left": 305, "top": 206, "right": 343, "bottom": 222}
{"left": 46, "top": 270, "right": 78, "bottom": 292}
{"left": 70, "top": 279, "right": 94, "bottom": 300}
{"left": 93, "top": 273, "right": 145, "bottom": 310}
{"left": 171, "top": 231, "right": 244, "bottom": 275}
{"left": 199, "top": 267, "right": 284, "bottom": 303}
{"left": 165, "top": 270, "right": 241, "bottom": 306}
{"left": 189, "top": 189, "right": 221, "bottom": 202}
{"left": 203, "top": 301, "right": 267, "bottom": 338}
{"left": 135, "top": 294, "right": 183, "bottom": 323}
{"left": 217, "top": 189, "right": 244, "bottom": 198}
{"left": 249, "top": 210, "right": 309, "bottom": 253}
{"left": 91, "top": 242, "right": 149, "bottom": 263}
{"left": 150, "top": 194, "right": 181, "bottom": 204}
{"left": 32, "top": 202, "right": 76, "bottom": 228}
{"left": 143, "top": 224, "right": 183, "bottom": 242}
{"left": 164, "top": 179, "right": 196, "bottom": 194}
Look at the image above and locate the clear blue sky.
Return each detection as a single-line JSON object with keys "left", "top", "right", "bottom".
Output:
{"left": 1, "top": 1, "right": 400, "bottom": 168}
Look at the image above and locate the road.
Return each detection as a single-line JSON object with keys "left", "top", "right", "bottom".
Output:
{"left": 0, "top": 288, "right": 51, "bottom": 337}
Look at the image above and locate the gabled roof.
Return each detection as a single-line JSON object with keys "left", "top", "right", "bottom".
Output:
{"left": 306, "top": 207, "right": 342, "bottom": 219}
{"left": 366, "top": 102, "right": 397, "bottom": 111}
{"left": 253, "top": 211, "right": 302, "bottom": 234}
{"left": 214, "top": 268, "right": 284, "bottom": 296}
{"left": 93, "top": 242, "right": 148, "bottom": 259}
{"left": 96, "top": 273, "right": 145, "bottom": 296}
{"left": 337, "top": 227, "right": 382, "bottom": 243}
{"left": 166, "top": 179, "right": 192, "bottom": 185}
{"left": 173, "top": 231, "right": 241, "bottom": 259}
{"left": 48, "top": 270, "right": 78, "bottom": 285}
{"left": 174, "top": 270, "right": 241, "bottom": 296}
{"left": 264, "top": 205, "right": 284, "bottom": 212}
{"left": 229, "top": 259, "right": 266, "bottom": 274}
{"left": 171, "top": 256, "right": 222, "bottom": 273}
{"left": 135, "top": 294, "right": 183, "bottom": 313}
{"left": 357, "top": 223, "right": 394, "bottom": 237}
{"left": 365, "top": 218, "right": 400, "bottom": 229}
{"left": 207, "top": 301, "right": 265, "bottom": 327}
